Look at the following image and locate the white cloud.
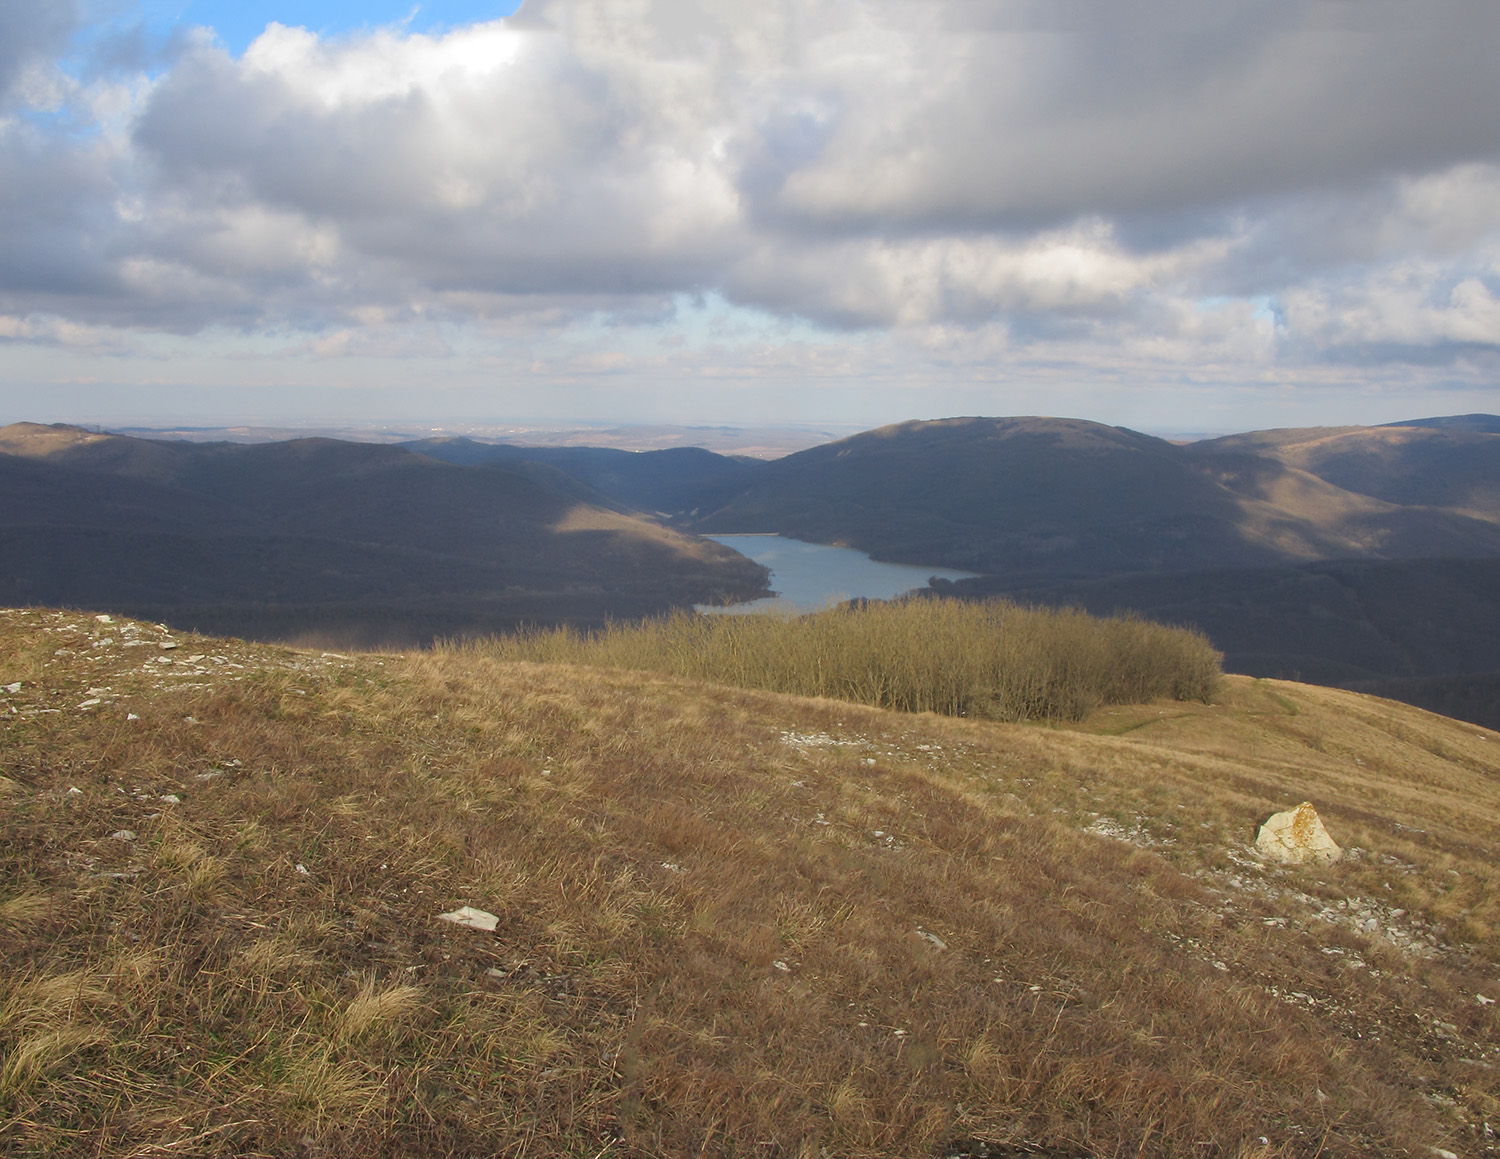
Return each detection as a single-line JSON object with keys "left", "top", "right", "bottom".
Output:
{"left": 2, "top": 0, "right": 1500, "bottom": 413}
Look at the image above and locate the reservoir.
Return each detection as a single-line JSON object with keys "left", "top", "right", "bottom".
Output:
{"left": 699, "top": 534, "right": 980, "bottom": 615}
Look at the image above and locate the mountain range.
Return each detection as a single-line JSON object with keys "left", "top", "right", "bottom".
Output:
{"left": 5, "top": 413, "right": 1500, "bottom": 720}
{"left": 0, "top": 422, "right": 768, "bottom": 647}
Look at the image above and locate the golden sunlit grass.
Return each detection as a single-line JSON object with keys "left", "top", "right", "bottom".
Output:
{"left": 1, "top": 605, "right": 1497, "bottom": 1157}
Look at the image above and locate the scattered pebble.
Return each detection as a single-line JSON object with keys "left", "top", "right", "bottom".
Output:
{"left": 110, "top": 830, "right": 137, "bottom": 842}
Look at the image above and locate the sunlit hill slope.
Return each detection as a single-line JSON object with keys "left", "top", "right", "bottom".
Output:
{"left": 2, "top": 607, "right": 1497, "bottom": 1158}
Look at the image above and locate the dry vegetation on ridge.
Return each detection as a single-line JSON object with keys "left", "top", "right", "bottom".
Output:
{"left": 467, "top": 600, "right": 1221, "bottom": 722}
{"left": 1, "top": 606, "right": 1499, "bottom": 1157}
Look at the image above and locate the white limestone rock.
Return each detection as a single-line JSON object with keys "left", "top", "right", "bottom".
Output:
{"left": 437, "top": 906, "right": 499, "bottom": 932}
{"left": 1256, "top": 801, "right": 1343, "bottom": 865}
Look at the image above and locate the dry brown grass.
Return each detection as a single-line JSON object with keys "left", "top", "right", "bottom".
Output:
{"left": 1, "top": 606, "right": 1497, "bottom": 1157}
{"left": 460, "top": 599, "right": 1221, "bottom": 721}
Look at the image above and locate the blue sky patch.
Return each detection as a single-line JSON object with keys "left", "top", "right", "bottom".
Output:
{"left": 127, "top": 0, "right": 523, "bottom": 55}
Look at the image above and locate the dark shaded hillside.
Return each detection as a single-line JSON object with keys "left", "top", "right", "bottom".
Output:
{"left": 0, "top": 451, "right": 248, "bottom": 536}
{"left": 1348, "top": 669, "right": 1500, "bottom": 732}
{"left": 933, "top": 556, "right": 1500, "bottom": 730}
{"left": 689, "top": 416, "right": 1500, "bottom": 578}
{"left": 0, "top": 424, "right": 768, "bottom": 646}
{"left": 692, "top": 417, "right": 1268, "bottom": 574}
{"left": 402, "top": 437, "right": 760, "bottom": 515}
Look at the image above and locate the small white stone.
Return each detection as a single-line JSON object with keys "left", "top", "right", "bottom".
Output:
{"left": 77, "top": 698, "right": 101, "bottom": 709}
{"left": 772, "top": 960, "right": 789, "bottom": 972}
{"left": 159, "top": 641, "right": 178, "bottom": 651}
{"left": 110, "top": 830, "right": 137, "bottom": 842}
{"left": 295, "top": 863, "right": 311, "bottom": 876}
{"left": 1430, "top": 1149, "right": 1459, "bottom": 1159}
{"left": 4, "top": 682, "right": 20, "bottom": 694}
{"left": 1478, "top": 994, "right": 1496, "bottom": 1006}
{"left": 67, "top": 786, "right": 83, "bottom": 796}
{"left": 160, "top": 794, "right": 181, "bottom": 804}
{"left": 127, "top": 714, "right": 139, "bottom": 721}
{"left": 438, "top": 906, "right": 499, "bottom": 932}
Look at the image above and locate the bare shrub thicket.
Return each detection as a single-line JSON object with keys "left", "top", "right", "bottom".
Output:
{"left": 467, "top": 598, "right": 1222, "bottom": 719}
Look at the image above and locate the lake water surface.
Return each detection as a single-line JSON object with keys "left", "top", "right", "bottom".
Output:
{"left": 699, "top": 535, "right": 979, "bottom": 615}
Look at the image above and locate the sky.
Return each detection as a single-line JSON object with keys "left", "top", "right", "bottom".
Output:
{"left": 2, "top": 0, "right": 1500, "bottom": 435}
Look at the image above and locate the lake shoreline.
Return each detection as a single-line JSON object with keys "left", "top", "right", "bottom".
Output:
{"left": 696, "top": 533, "right": 980, "bottom": 615}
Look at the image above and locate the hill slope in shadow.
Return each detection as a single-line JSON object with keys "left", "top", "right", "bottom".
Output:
{"left": 0, "top": 423, "right": 767, "bottom": 646}
{"left": 688, "top": 415, "right": 1500, "bottom": 577}
{"left": 401, "top": 437, "right": 761, "bottom": 515}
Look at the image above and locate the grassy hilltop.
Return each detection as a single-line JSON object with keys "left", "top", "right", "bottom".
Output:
{"left": 2, "top": 605, "right": 1499, "bottom": 1158}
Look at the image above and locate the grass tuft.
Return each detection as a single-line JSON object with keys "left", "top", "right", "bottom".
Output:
{"left": 0, "top": 891, "right": 51, "bottom": 930}
{"left": 337, "top": 978, "right": 424, "bottom": 1041}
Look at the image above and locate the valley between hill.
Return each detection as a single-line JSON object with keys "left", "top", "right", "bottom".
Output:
{"left": 2, "top": 608, "right": 1497, "bottom": 1157}
{"left": 6, "top": 413, "right": 1500, "bottom": 726}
